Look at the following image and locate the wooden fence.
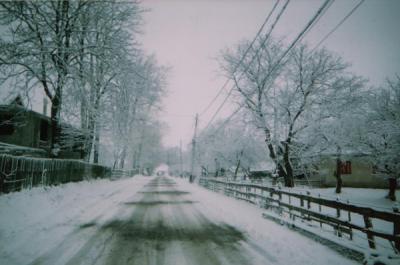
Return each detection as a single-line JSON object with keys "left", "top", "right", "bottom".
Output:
{"left": 199, "top": 178, "right": 400, "bottom": 254}
{"left": 111, "top": 169, "right": 139, "bottom": 179}
{"left": 0, "top": 154, "right": 112, "bottom": 193}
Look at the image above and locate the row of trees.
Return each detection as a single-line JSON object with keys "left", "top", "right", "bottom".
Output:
{"left": 0, "top": 0, "right": 167, "bottom": 170}
{"left": 196, "top": 119, "right": 267, "bottom": 179}
{"left": 197, "top": 37, "right": 399, "bottom": 199}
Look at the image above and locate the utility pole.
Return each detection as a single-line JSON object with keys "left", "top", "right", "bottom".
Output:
{"left": 179, "top": 139, "right": 183, "bottom": 176}
{"left": 190, "top": 113, "right": 199, "bottom": 183}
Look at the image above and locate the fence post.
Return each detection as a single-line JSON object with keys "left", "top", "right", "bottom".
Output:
{"left": 306, "top": 191, "right": 311, "bottom": 220}
{"left": 393, "top": 207, "right": 400, "bottom": 252}
{"left": 363, "top": 215, "right": 376, "bottom": 249}
{"left": 300, "top": 194, "right": 304, "bottom": 207}
{"left": 347, "top": 200, "right": 353, "bottom": 240}
{"left": 336, "top": 198, "right": 341, "bottom": 218}
{"left": 0, "top": 173, "right": 3, "bottom": 193}
{"left": 318, "top": 194, "right": 322, "bottom": 228}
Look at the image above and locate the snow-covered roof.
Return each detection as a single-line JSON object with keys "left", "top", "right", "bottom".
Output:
{"left": 250, "top": 160, "right": 275, "bottom": 172}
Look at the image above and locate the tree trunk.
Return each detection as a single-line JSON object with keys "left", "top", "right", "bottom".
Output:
{"left": 133, "top": 138, "right": 143, "bottom": 171}
{"left": 82, "top": 94, "right": 101, "bottom": 162}
{"left": 388, "top": 177, "right": 397, "bottom": 201}
{"left": 335, "top": 159, "right": 342, "bottom": 194}
{"left": 283, "top": 142, "right": 294, "bottom": 187}
{"left": 234, "top": 150, "right": 243, "bottom": 180}
{"left": 266, "top": 141, "right": 289, "bottom": 186}
{"left": 214, "top": 158, "right": 219, "bottom": 177}
{"left": 234, "top": 159, "right": 241, "bottom": 181}
{"left": 119, "top": 147, "right": 126, "bottom": 169}
{"left": 50, "top": 95, "right": 61, "bottom": 157}
{"left": 82, "top": 117, "right": 95, "bottom": 162}
{"left": 132, "top": 149, "right": 138, "bottom": 169}
{"left": 93, "top": 124, "right": 99, "bottom": 164}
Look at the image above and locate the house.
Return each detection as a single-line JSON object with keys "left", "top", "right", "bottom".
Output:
{"left": 0, "top": 98, "right": 84, "bottom": 159}
{"left": 247, "top": 161, "right": 275, "bottom": 181}
{"left": 306, "top": 152, "right": 388, "bottom": 188}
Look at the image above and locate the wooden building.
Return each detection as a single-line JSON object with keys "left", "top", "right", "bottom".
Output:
{"left": 0, "top": 100, "right": 84, "bottom": 159}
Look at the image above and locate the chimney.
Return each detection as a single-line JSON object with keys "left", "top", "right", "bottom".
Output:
{"left": 43, "top": 97, "right": 48, "bottom": 116}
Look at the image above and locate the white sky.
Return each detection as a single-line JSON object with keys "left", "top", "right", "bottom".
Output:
{"left": 139, "top": 0, "right": 400, "bottom": 149}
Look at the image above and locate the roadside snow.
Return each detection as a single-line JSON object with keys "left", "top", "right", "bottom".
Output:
{"left": 176, "top": 177, "right": 361, "bottom": 265}
{"left": 0, "top": 175, "right": 150, "bottom": 265}
{"left": 1, "top": 174, "right": 391, "bottom": 265}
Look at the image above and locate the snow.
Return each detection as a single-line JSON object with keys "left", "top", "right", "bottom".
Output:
{"left": 0, "top": 174, "right": 374, "bottom": 265}
{"left": 174, "top": 178, "right": 360, "bottom": 265}
{"left": 288, "top": 187, "right": 399, "bottom": 211}
{"left": 250, "top": 160, "right": 275, "bottom": 172}
{"left": 0, "top": 176, "right": 150, "bottom": 265}
{"left": 195, "top": 178, "right": 400, "bottom": 261}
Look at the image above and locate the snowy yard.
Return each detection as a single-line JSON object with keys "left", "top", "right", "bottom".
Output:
{"left": 289, "top": 186, "right": 399, "bottom": 212}
{"left": 0, "top": 175, "right": 365, "bottom": 265}
{"left": 276, "top": 186, "right": 399, "bottom": 252}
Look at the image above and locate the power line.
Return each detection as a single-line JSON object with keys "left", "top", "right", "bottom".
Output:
{"left": 312, "top": 0, "right": 365, "bottom": 52}
{"left": 209, "top": 104, "right": 244, "bottom": 136}
{"left": 203, "top": 0, "right": 333, "bottom": 132}
{"left": 296, "top": 0, "right": 335, "bottom": 45}
{"left": 203, "top": 86, "right": 234, "bottom": 131}
{"left": 243, "top": 0, "right": 292, "bottom": 77}
{"left": 199, "top": 0, "right": 281, "bottom": 117}
{"left": 262, "top": 0, "right": 333, "bottom": 81}
{"left": 202, "top": 0, "right": 291, "bottom": 131}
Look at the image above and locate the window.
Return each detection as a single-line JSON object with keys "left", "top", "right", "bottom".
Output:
{"left": 40, "top": 120, "right": 49, "bottom": 141}
{"left": 0, "top": 114, "right": 15, "bottom": 135}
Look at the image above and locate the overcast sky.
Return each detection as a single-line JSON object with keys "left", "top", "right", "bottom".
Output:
{"left": 140, "top": 0, "right": 400, "bottom": 148}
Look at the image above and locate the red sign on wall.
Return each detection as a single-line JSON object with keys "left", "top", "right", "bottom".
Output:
{"left": 340, "top": 161, "right": 352, "bottom": 175}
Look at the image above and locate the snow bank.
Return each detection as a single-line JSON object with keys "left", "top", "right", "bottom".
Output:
{"left": 0, "top": 175, "right": 150, "bottom": 265}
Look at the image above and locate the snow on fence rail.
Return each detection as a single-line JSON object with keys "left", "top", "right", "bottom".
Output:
{"left": 199, "top": 178, "right": 400, "bottom": 254}
{"left": 0, "top": 154, "right": 111, "bottom": 193}
{"left": 111, "top": 169, "right": 138, "bottom": 179}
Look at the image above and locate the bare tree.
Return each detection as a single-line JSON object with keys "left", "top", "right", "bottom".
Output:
{"left": 0, "top": 1, "right": 89, "bottom": 155}
{"left": 197, "top": 118, "right": 267, "bottom": 179}
{"left": 221, "top": 38, "right": 287, "bottom": 182}
{"left": 64, "top": 0, "right": 143, "bottom": 162}
{"left": 107, "top": 55, "right": 167, "bottom": 169}
{"left": 221, "top": 39, "right": 365, "bottom": 187}
{"left": 361, "top": 77, "right": 400, "bottom": 200}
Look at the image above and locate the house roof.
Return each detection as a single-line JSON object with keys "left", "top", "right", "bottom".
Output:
{"left": 0, "top": 104, "right": 51, "bottom": 122}
{"left": 0, "top": 104, "right": 84, "bottom": 137}
{"left": 250, "top": 161, "right": 275, "bottom": 172}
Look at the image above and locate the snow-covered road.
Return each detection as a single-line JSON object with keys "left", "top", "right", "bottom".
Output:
{"left": 0, "top": 176, "right": 360, "bottom": 265}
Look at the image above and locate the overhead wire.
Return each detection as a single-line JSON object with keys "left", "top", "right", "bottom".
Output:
{"left": 207, "top": 104, "right": 244, "bottom": 137}
{"left": 311, "top": 0, "right": 365, "bottom": 52}
{"left": 203, "top": 0, "right": 333, "bottom": 132}
{"left": 198, "top": 0, "right": 281, "bottom": 117}
{"left": 259, "top": 0, "right": 333, "bottom": 83}
{"left": 202, "top": 0, "right": 292, "bottom": 131}
{"left": 295, "top": 0, "right": 335, "bottom": 44}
